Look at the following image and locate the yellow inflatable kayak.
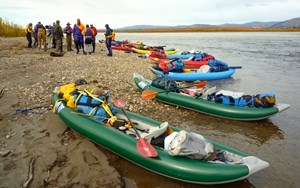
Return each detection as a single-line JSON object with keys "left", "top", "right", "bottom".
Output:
{"left": 133, "top": 48, "right": 179, "bottom": 55}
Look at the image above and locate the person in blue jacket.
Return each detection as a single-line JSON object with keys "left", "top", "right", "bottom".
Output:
{"left": 73, "top": 18, "right": 86, "bottom": 54}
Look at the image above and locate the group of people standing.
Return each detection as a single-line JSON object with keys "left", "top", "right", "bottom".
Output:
{"left": 25, "top": 18, "right": 115, "bottom": 56}
{"left": 25, "top": 20, "right": 64, "bottom": 53}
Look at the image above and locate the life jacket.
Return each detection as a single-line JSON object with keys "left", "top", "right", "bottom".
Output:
{"left": 111, "top": 31, "right": 116, "bottom": 41}
{"left": 25, "top": 25, "right": 33, "bottom": 34}
{"left": 149, "top": 51, "right": 166, "bottom": 59}
{"left": 158, "top": 59, "right": 184, "bottom": 73}
{"left": 254, "top": 93, "right": 276, "bottom": 107}
{"left": 91, "top": 27, "right": 97, "bottom": 36}
{"left": 65, "top": 26, "right": 73, "bottom": 35}
{"left": 194, "top": 53, "right": 215, "bottom": 61}
{"left": 58, "top": 83, "right": 76, "bottom": 109}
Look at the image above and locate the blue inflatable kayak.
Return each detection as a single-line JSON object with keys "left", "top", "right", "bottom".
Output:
{"left": 149, "top": 67, "right": 236, "bottom": 81}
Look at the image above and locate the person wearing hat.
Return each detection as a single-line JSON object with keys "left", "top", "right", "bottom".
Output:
{"left": 54, "top": 20, "right": 63, "bottom": 53}
{"left": 64, "top": 22, "right": 73, "bottom": 51}
{"left": 90, "top": 24, "right": 97, "bottom": 53}
{"left": 104, "top": 24, "right": 113, "bottom": 56}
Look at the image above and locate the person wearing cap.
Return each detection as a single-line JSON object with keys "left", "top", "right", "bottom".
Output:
{"left": 64, "top": 22, "right": 73, "bottom": 51}
{"left": 104, "top": 24, "right": 113, "bottom": 56}
{"left": 25, "top": 23, "right": 33, "bottom": 48}
{"left": 90, "top": 24, "right": 97, "bottom": 53}
{"left": 54, "top": 20, "right": 63, "bottom": 53}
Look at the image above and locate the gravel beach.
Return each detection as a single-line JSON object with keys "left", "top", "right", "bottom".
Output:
{"left": 0, "top": 37, "right": 194, "bottom": 187}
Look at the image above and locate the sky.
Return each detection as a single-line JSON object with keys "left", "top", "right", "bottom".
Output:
{"left": 0, "top": 0, "right": 299, "bottom": 29}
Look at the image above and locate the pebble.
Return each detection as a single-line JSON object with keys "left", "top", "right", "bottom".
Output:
{"left": 0, "top": 150, "right": 12, "bottom": 157}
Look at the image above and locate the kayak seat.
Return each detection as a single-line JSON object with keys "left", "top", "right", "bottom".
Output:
{"left": 199, "top": 86, "right": 217, "bottom": 100}
{"left": 140, "top": 122, "right": 169, "bottom": 142}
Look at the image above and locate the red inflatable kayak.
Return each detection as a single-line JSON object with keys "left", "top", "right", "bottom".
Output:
{"left": 149, "top": 56, "right": 210, "bottom": 69}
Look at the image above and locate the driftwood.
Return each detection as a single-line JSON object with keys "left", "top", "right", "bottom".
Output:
{"left": 50, "top": 52, "right": 63, "bottom": 57}
{"left": 22, "top": 156, "right": 35, "bottom": 188}
{"left": 0, "top": 86, "right": 5, "bottom": 98}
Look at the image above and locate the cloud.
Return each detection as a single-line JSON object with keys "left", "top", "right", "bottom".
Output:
{"left": 0, "top": 0, "right": 299, "bottom": 28}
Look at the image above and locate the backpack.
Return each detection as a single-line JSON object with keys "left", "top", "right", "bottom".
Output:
{"left": 151, "top": 77, "right": 179, "bottom": 92}
{"left": 76, "top": 105, "right": 116, "bottom": 122}
{"left": 208, "top": 59, "right": 229, "bottom": 72}
{"left": 74, "top": 91, "right": 110, "bottom": 107}
{"left": 207, "top": 92, "right": 276, "bottom": 108}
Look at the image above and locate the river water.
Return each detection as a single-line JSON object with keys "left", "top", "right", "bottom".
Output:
{"left": 101, "top": 32, "right": 300, "bottom": 187}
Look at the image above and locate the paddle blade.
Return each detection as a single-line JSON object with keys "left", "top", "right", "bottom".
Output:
{"left": 113, "top": 98, "right": 125, "bottom": 108}
{"left": 196, "top": 80, "right": 207, "bottom": 88}
{"left": 136, "top": 138, "right": 158, "bottom": 157}
{"left": 141, "top": 90, "right": 158, "bottom": 100}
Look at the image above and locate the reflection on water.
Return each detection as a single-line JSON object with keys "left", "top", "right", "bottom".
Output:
{"left": 178, "top": 116, "right": 284, "bottom": 146}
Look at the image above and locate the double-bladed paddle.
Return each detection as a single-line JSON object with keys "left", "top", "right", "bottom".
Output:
{"left": 141, "top": 80, "right": 207, "bottom": 100}
{"left": 113, "top": 99, "right": 158, "bottom": 158}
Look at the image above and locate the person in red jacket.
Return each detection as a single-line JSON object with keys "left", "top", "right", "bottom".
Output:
{"left": 90, "top": 24, "right": 97, "bottom": 53}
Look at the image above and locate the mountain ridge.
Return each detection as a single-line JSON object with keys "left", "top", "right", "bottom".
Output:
{"left": 116, "top": 17, "right": 300, "bottom": 30}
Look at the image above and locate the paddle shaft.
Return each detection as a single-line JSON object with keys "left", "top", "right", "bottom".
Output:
{"left": 229, "top": 66, "right": 242, "bottom": 69}
{"left": 120, "top": 108, "right": 141, "bottom": 138}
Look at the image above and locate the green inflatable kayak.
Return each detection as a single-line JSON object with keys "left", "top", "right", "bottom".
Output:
{"left": 133, "top": 73, "right": 290, "bottom": 121}
{"left": 53, "top": 90, "right": 269, "bottom": 185}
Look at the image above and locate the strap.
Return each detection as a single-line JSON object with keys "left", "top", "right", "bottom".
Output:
{"left": 52, "top": 99, "right": 62, "bottom": 113}
{"left": 88, "top": 107, "right": 97, "bottom": 116}
{"left": 83, "top": 89, "right": 114, "bottom": 118}
{"left": 74, "top": 92, "right": 84, "bottom": 109}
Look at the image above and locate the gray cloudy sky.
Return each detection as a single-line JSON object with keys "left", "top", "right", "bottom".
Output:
{"left": 0, "top": 0, "right": 299, "bottom": 28}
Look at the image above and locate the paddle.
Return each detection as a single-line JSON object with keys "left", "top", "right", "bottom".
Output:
{"left": 228, "top": 66, "right": 242, "bottom": 69}
{"left": 113, "top": 99, "right": 158, "bottom": 158}
{"left": 142, "top": 80, "right": 207, "bottom": 100}
{"left": 196, "top": 65, "right": 242, "bottom": 73}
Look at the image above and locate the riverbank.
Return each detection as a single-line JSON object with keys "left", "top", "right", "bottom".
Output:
{"left": 0, "top": 37, "right": 196, "bottom": 187}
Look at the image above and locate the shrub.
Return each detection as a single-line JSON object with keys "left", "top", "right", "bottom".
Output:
{"left": 0, "top": 17, "right": 24, "bottom": 37}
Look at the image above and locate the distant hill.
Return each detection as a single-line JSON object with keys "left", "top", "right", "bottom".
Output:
{"left": 119, "top": 25, "right": 170, "bottom": 30}
{"left": 270, "top": 17, "right": 300, "bottom": 28}
{"left": 220, "top": 21, "right": 278, "bottom": 28}
{"left": 116, "top": 17, "right": 300, "bottom": 30}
